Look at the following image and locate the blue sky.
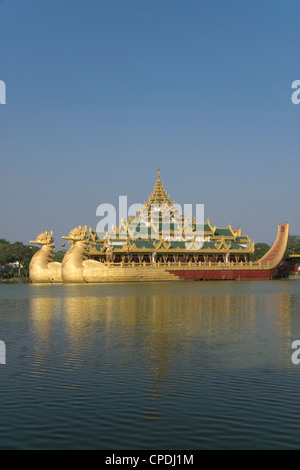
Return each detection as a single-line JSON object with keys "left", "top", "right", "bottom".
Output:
{"left": 0, "top": 0, "right": 299, "bottom": 245}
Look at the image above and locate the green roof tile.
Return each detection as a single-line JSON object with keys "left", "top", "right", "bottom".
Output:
{"left": 214, "top": 228, "right": 234, "bottom": 237}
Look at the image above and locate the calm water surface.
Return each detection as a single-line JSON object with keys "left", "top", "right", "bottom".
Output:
{"left": 0, "top": 280, "right": 300, "bottom": 449}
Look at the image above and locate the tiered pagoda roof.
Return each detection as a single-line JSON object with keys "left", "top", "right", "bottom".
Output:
{"left": 88, "top": 169, "right": 253, "bottom": 257}
{"left": 144, "top": 167, "right": 173, "bottom": 208}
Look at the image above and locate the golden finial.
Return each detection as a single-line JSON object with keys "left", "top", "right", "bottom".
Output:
{"left": 143, "top": 167, "right": 173, "bottom": 210}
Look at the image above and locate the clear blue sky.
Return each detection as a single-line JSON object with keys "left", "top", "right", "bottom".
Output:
{"left": 0, "top": 0, "right": 299, "bottom": 246}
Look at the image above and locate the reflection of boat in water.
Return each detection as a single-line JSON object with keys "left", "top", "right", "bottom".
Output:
{"left": 29, "top": 285, "right": 292, "bottom": 372}
{"left": 29, "top": 170, "right": 289, "bottom": 283}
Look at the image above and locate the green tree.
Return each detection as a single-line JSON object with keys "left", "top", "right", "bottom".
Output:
{"left": 53, "top": 250, "right": 66, "bottom": 262}
{"left": 284, "top": 235, "right": 300, "bottom": 262}
{"left": 285, "top": 235, "right": 300, "bottom": 258}
{"left": 0, "top": 240, "right": 38, "bottom": 279}
{"left": 250, "top": 242, "right": 271, "bottom": 261}
{"left": 0, "top": 243, "right": 14, "bottom": 266}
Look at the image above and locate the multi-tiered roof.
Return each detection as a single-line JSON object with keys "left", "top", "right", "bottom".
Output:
{"left": 144, "top": 167, "right": 173, "bottom": 208}
{"left": 87, "top": 170, "right": 254, "bottom": 261}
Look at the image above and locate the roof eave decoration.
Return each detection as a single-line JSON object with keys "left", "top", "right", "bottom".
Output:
{"left": 153, "top": 238, "right": 171, "bottom": 251}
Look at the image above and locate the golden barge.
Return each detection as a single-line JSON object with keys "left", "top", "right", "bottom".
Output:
{"left": 29, "top": 170, "right": 289, "bottom": 283}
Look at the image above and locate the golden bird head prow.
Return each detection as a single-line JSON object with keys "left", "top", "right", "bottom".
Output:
{"left": 62, "top": 226, "right": 87, "bottom": 242}
{"left": 30, "top": 231, "right": 54, "bottom": 246}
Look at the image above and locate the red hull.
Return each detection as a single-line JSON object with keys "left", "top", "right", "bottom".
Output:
{"left": 168, "top": 268, "right": 277, "bottom": 280}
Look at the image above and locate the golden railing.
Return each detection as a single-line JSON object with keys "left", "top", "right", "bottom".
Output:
{"left": 101, "top": 260, "right": 271, "bottom": 270}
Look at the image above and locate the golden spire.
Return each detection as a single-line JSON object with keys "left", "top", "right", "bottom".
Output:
{"left": 148, "top": 167, "right": 170, "bottom": 206}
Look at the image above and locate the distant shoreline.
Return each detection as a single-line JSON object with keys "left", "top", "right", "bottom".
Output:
{"left": 0, "top": 278, "right": 30, "bottom": 284}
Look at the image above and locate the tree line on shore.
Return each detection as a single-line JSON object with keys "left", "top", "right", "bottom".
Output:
{"left": 0, "top": 239, "right": 65, "bottom": 281}
{"left": 1, "top": 236, "right": 300, "bottom": 281}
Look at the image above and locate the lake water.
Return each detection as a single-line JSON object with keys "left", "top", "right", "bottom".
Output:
{"left": 0, "top": 280, "right": 300, "bottom": 449}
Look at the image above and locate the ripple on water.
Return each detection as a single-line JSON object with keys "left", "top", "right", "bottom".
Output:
{"left": 0, "top": 281, "right": 300, "bottom": 449}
